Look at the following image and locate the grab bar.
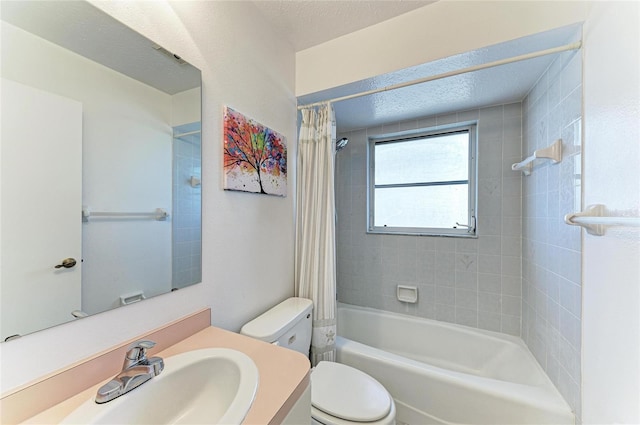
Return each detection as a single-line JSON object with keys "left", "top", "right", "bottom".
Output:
{"left": 82, "top": 207, "right": 169, "bottom": 222}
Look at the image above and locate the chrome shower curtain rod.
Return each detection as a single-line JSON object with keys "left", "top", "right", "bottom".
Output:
{"left": 297, "top": 41, "right": 582, "bottom": 110}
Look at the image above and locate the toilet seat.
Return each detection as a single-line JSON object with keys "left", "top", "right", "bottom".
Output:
{"left": 311, "top": 403, "right": 396, "bottom": 425}
{"left": 311, "top": 361, "right": 394, "bottom": 424}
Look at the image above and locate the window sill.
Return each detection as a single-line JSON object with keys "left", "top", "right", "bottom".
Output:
{"left": 366, "top": 228, "right": 477, "bottom": 238}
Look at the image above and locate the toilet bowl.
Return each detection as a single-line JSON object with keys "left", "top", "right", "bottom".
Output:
{"left": 240, "top": 297, "right": 396, "bottom": 425}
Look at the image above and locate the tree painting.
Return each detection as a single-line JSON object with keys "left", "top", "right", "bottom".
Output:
{"left": 223, "top": 106, "right": 287, "bottom": 196}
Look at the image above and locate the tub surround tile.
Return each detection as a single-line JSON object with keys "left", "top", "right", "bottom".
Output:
{"left": 417, "top": 251, "right": 436, "bottom": 284}
{"left": 418, "top": 284, "right": 436, "bottom": 303}
{"left": 478, "top": 254, "right": 501, "bottom": 274}
{"left": 521, "top": 49, "right": 583, "bottom": 420}
{"left": 435, "top": 237, "right": 456, "bottom": 252}
{"left": 479, "top": 292, "right": 502, "bottom": 312}
{"left": 455, "top": 307, "right": 478, "bottom": 328}
{"left": 435, "top": 304, "right": 456, "bottom": 323}
{"left": 478, "top": 273, "right": 502, "bottom": 294}
{"left": 477, "top": 216, "right": 502, "bottom": 236}
{"left": 336, "top": 103, "right": 523, "bottom": 338}
{"left": 417, "top": 116, "right": 437, "bottom": 129}
{"left": 455, "top": 253, "right": 478, "bottom": 272}
{"left": 416, "top": 300, "right": 436, "bottom": 320}
{"left": 436, "top": 112, "right": 458, "bottom": 126}
{"left": 455, "top": 271, "right": 478, "bottom": 290}
{"left": 501, "top": 276, "right": 522, "bottom": 296}
{"left": 502, "top": 295, "right": 522, "bottom": 317}
{"left": 455, "top": 289, "right": 478, "bottom": 310}
{"left": 436, "top": 286, "right": 455, "bottom": 306}
{"left": 501, "top": 314, "right": 522, "bottom": 337}
{"left": 478, "top": 311, "right": 502, "bottom": 332}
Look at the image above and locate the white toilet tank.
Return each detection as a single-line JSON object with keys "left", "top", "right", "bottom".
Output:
{"left": 240, "top": 297, "right": 313, "bottom": 357}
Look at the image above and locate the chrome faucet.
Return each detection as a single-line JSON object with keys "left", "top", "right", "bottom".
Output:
{"left": 95, "top": 340, "right": 164, "bottom": 404}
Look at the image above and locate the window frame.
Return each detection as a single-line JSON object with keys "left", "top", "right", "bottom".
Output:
{"left": 367, "top": 122, "right": 478, "bottom": 237}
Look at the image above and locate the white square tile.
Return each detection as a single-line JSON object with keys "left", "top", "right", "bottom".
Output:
{"left": 435, "top": 238, "right": 456, "bottom": 252}
{"left": 455, "top": 307, "right": 478, "bottom": 327}
{"left": 503, "top": 102, "right": 522, "bottom": 119}
{"left": 436, "top": 113, "right": 458, "bottom": 125}
{"left": 477, "top": 216, "right": 502, "bottom": 236}
{"left": 478, "top": 291, "right": 501, "bottom": 312}
{"left": 478, "top": 311, "right": 502, "bottom": 332}
{"left": 501, "top": 314, "right": 521, "bottom": 336}
{"left": 455, "top": 271, "right": 478, "bottom": 290}
{"left": 478, "top": 254, "right": 501, "bottom": 274}
{"left": 501, "top": 255, "right": 522, "bottom": 277}
{"left": 435, "top": 303, "right": 455, "bottom": 323}
{"left": 502, "top": 295, "right": 522, "bottom": 317}
{"left": 479, "top": 104, "right": 504, "bottom": 121}
{"left": 479, "top": 273, "right": 502, "bottom": 294}
{"left": 417, "top": 116, "right": 437, "bottom": 129}
{"left": 415, "top": 236, "right": 435, "bottom": 251}
{"left": 502, "top": 276, "right": 522, "bottom": 296}
{"left": 458, "top": 109, "right": 479, "bottom": 121}
{"left": 435, "top": 286, "right": 455, "bottom": 305}
{"left": 455, "top": 253, "right": 478, "bottom": 272}
{"left": 455, "top": 289, "right": 478, "bottom": 309}
{"left": 397, "top": 119, "right": 419, "bottom": 132}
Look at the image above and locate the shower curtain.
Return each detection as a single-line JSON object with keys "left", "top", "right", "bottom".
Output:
{"left": 295, "top": 104, "right": 337, "bottom": 365}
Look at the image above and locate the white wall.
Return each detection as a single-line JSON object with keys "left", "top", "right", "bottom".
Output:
{"left": 0, "top": 1, "right": 296, "bottom": 394}
{"left": 581, "top": 2, "right": 640, "bottom": 423}
{"left": 172, "top": 87, "right": 201, "bottom": 127}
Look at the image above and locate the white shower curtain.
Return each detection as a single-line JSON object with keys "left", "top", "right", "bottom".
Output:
{"left": 295, "top": 104, "right": 337, "bottom": 365}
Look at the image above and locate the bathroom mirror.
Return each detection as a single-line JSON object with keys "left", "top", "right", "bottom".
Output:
{"left": 0, "top": 1, "right": 202, "bottom": 341}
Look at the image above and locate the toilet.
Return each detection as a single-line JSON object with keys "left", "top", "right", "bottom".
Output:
{"left": 240, "top": 297, "right": 396, "bottom": 425}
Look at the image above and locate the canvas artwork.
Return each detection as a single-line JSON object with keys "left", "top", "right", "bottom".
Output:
{"left": 223, "top": 106, "right": 287, "bottom": 197}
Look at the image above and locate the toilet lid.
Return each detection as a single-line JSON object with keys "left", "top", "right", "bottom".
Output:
{"left": 311, "top": 361, "right": 391, "bottom": 422}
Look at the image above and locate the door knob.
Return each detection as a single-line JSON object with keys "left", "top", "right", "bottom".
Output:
{"left": 55, "top": 258, "right": 77, "bottom": 269}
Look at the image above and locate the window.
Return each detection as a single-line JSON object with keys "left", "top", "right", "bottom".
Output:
{"left": 368, "top": 124, "right": 477, "bottom": 237}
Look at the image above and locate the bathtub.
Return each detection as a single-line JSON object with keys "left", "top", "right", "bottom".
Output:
{"left": 336, "top": 303, "right": 574, "bottom": 425}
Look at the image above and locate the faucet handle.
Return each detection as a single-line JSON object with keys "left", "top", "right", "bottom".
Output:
{"left": 125, "top": 340, "right": 156, "bottom": 365}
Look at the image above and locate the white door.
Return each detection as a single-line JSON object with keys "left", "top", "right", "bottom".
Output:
{"left": 1, "top": 79, "right": 82, "bottom": 341}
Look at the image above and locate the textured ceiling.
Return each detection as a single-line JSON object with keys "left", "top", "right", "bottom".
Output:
{"left": 298, "top": 24, "right": 583, "bottom": 131}
{"left": 251, "top": 0, "right": 436, "bottom": 51}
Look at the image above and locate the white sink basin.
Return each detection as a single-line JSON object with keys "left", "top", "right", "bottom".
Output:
{"left": 61, "top": 348, "right": 259, "bottom": 424}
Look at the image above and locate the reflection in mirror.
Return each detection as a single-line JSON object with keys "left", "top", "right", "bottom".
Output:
{"left": 0, "top": 1, "right": 202, "bottom": 341}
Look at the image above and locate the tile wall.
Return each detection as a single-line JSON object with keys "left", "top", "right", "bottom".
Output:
{"left": 336, "top": 102, "right": 524, "bottom": 336}
{"left": 172, "top": 122, "right": 202, "bottom": 289}
{"left": 521, "top": 50, "right": 583, "bottom": 420}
